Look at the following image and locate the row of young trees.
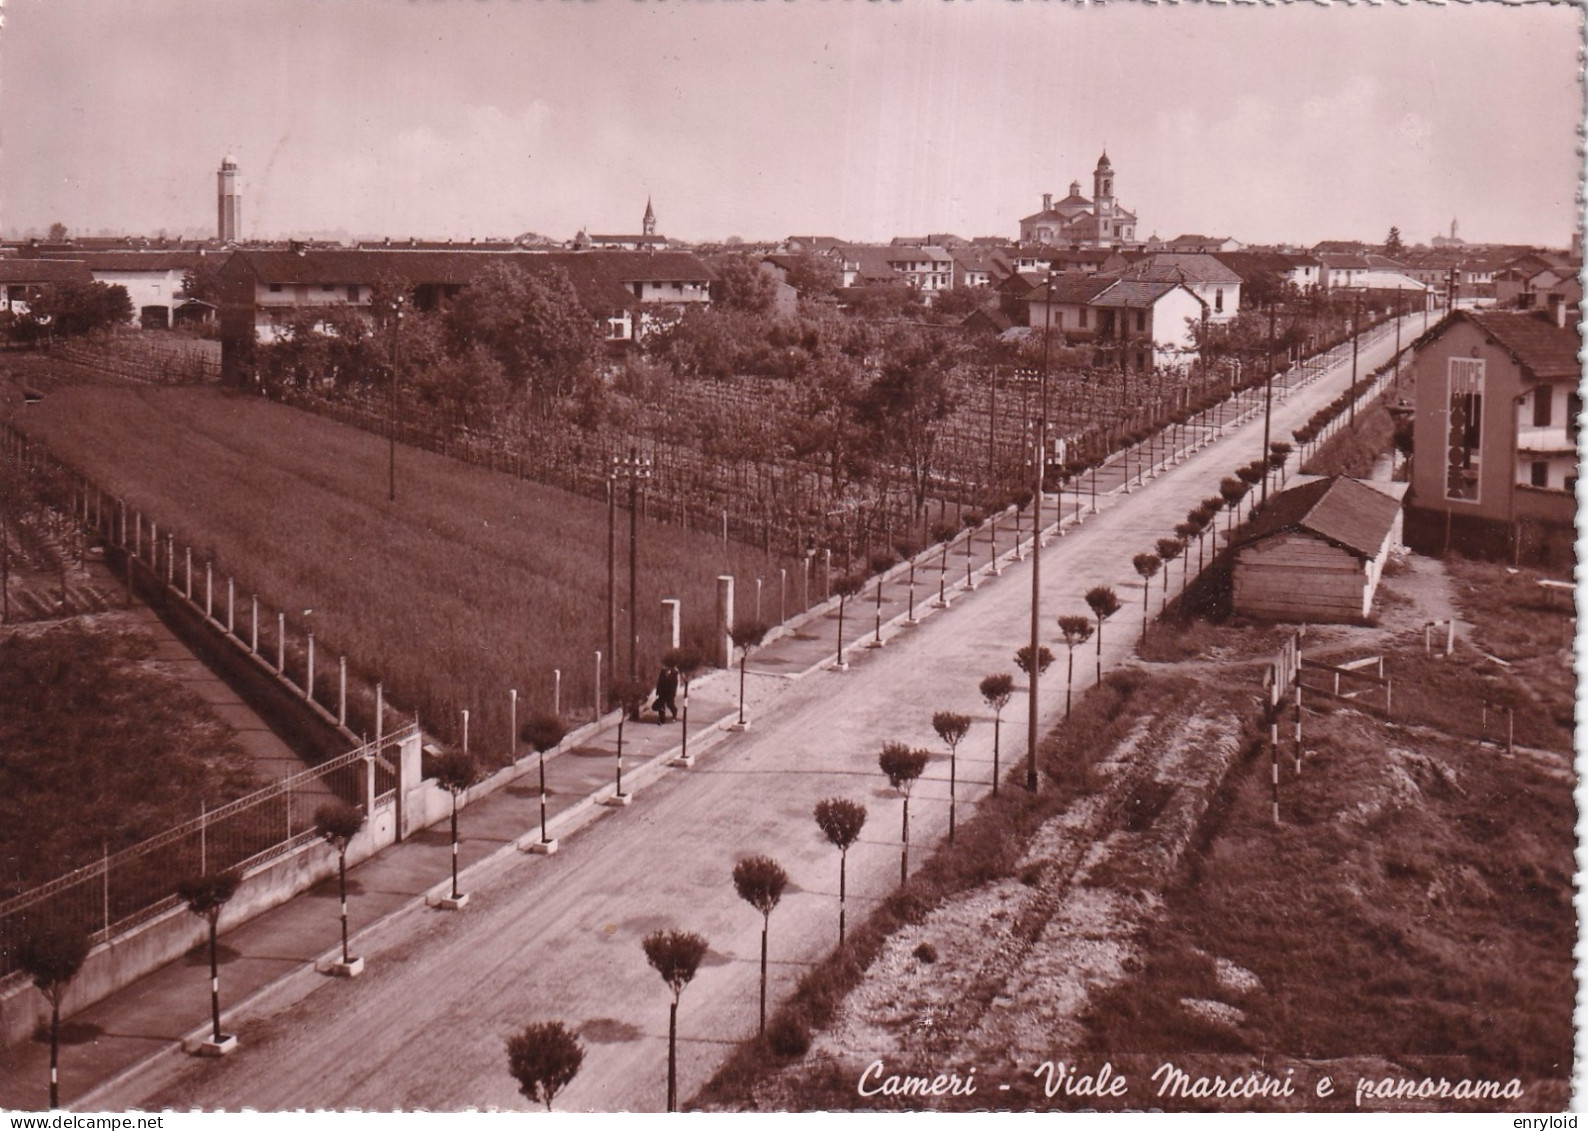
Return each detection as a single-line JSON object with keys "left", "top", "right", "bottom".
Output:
{"left": 16, "top": 797, "right": 369, "bottom": 1107}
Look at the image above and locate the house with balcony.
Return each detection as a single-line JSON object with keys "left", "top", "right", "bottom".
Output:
{"left": 1404, "top": 304, "right": 1580, "bottom": 566}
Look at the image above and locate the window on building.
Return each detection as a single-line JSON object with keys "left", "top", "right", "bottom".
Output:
{"left": 1530, "top": 461, "right": 1549, "bottom": 487}
{"left": 1569, "top": 392, "right": 1582, "bottom": 441}
{"left": 322, "top": 283, "right": 335, "bottom": 293}
{"left": 1215, "top": 288, "right": 1224, "bottom": 313}
{"left": 1135, "top": 310, "right": 1147, "bottom": 333}
{"left": 1532, "top": 387, "right": 1553, "bottom": 427}
{"left": 268, "top": 283, "right": 282, "bottom": 293}
{"left": 347, "top": 285, "right": 361, "bottom": 302}
{"left": 1445, "top": 357, "right": 1485, "bottom": 502}
{"left": 1079, "top": 307, "right": 1089, "bottom": 329}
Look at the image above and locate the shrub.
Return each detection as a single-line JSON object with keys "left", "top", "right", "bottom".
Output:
{"left": 766, "top": 1012, "right": 813, "bottom": 1058}
{"left": 912, "top": 941, "right": 939, "bottom": 964}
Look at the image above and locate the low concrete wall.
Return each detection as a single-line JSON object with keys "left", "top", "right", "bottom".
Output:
{"left": 0, "top": 811, "right": 395, "bottom": 1050}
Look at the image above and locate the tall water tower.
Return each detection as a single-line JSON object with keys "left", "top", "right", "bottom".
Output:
{"left": 217, "top": 155, "right": 240, "bottom": 243}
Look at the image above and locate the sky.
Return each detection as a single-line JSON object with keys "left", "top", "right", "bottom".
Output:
{"left": 1, "top": 0, "right": 1581, "bottom": 249}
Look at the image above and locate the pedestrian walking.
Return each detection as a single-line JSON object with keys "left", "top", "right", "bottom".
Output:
{"left": 653, "top": 662, "right": 680, "bottom": 724}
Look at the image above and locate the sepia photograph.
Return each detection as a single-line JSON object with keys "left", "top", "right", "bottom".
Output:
{"left": 0, "top": 0, "right": 1580, "bottom": 1117}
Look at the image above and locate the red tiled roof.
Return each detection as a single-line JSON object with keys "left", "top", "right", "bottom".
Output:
{"left": 1461, "top": 309, "right": 1582, "bottom": 381}
{"left": 37, "top": 251, "right": 201, "bottom": 272}
{"left": 1091, "top": 279, "right": 1184, "bottom": 309}
{"left": 0, "top": 259, "right": 94, "bottom": 285}
{"left": 1031, "top": 272, "right": 1116, "bottom": 305}
{"left": 1235, "top": 476, "right": 1401, "bottom": 559}
{"left": 218, "top": 249, "right": 714, "bottom": 314}
{"left": 1120, "top": 254, "right": 1241, "bottom": 286}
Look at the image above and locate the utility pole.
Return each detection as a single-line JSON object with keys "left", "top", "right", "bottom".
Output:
{"left": 1026, "top": 277, "right": 1052, "bottom": 794}
{"left": 612, "top": 449, "right": 652, "bottom": 684}
{"left": 606, "top": 475, "right": 617, "bottom": 699}
{"left": 1349, "top": 292, "right": 1361, "bottom": 428}
{"left": 1262, "top": 301, "right": 1276, "bottom": 505}
{"left": 388, "top": 295, "right": 403, "bottom": 503}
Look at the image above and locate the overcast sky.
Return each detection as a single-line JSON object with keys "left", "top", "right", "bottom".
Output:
{"left": 1, "top": 0, "right": 1580, "bottom": 248}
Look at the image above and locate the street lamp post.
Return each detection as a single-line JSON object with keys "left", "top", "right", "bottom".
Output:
{"left": 612, "top": 449, "right": 653, "bottom": 685}
{"left": 1349, "top": 293, "right": 1361, "bottom": 428}
{"left": 388, "top": 296, "right": 403, "bottom": 504}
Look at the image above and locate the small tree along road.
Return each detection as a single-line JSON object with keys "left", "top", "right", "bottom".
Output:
{"left": 931, "top": 711, "right": 971, "bottom": 844}
{"left": 314, "top": 800, "right": 367, "bottom": 971}
{"left": 506, "top": 1021, "right": 585, "bottom": 1111}
{"left": 1056, "top": 615, "right": 1094, "bottom": 720}
{"left": 434, "top": 749, "right": 481, "bottom": 904}
{"left": 978, "top": 673, "right": 1014, "bottom": 796}
{"left": 521, "top": 711, "right": 567, "bottom": 848}
{"left": 878, "top": 742, "right": 930, "bottom": 885}
{"left": 1085, "top": 586, "right": 1122, "bottom": 684}
{"left": 177, "top": 870, "right": 242, "bottom": 1049}
{"left": 642, "top": 929, "right": 710, "bottom": 1112}
{"left": 1131, "top": 553, "right": 1161, "bottom": 641}
{"left": 813, "top": 798, "right": 867, "bottom": 947}
{"left": 731, "top": 856, "right": 789, "bottom": 1036}
{"left": 18, "top": 921, "right": 89, "bottom": 1109}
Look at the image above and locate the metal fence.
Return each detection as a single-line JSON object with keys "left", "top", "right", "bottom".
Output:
{"left": 0, "top": 724, "right": 412, "bottom": 983}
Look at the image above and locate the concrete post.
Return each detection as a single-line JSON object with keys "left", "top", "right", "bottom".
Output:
{"left": 339, "top": 656, "right": 347, "bottom": 727}
{"left": 715, "top": 575, "right": 735, "bottom": 669}
{"left": 375, "top": 682, "right": 384, "bottom": 742}
{"left": 396, "top": 726, "right": 423, "bottom": 841}
{"left": 661, "top": 598, "right": 680, "bottom": 651}
{"left": 185, "top": 546, "right": 192, "bottom": 600}
{"left": 205, "top": 562, "right": 213, "bottom": 619}
{"left": 250, "top": 595, "right": 258, "bottom": 653}
{"left": 226, "top": 577, "right": 234, "bottom": 634}
{"left": 166, "top": 533, "right": 173, "bottom": 585}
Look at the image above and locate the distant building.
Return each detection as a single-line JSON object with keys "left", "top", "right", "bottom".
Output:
{"left": 217, "top": 156, "right": 240, "bottom": 244}
{"left": 1161, "top": 234, "right": 1244, "bottom": 254}
{"left": 215, "top": 246, "right": 715, "bottom": 383}
{"left": 0, "top": 258, "right": 93, "bottom": 314}
{"left": 582, "top": 199, "right": 669, "bottom": 250}
{"left": 1018, "top": 152, "right": 1140, "bottom": 249}
{"left": 1404, "top": 306, "right": 1580, "bottom": 566}
{"left": 1431, "top": 218, "right": 1465, "bottom": 249}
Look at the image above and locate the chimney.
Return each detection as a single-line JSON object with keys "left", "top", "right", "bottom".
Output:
{"left": 1042, "top": 193, "right": 1052, "bottom": 212}
{"left": 1548, "top": 291, "right": 1567, "bottom": 328}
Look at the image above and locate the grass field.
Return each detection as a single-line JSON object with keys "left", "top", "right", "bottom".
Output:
{"left": 0, "top": 614, "right": 259, "bottom": 891}
{"left": 7, "top": 382, "right": 800, "bottom": 754}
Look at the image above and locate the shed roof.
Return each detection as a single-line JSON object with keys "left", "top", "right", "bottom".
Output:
{"left": 1234, "top": 476, "right": 1402, "bottom": 559}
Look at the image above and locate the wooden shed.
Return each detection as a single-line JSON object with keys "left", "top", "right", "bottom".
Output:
{"left": 1232, "top": 477, "right": 1405, "bottom": 624}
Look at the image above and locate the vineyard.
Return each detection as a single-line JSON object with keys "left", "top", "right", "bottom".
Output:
{"left": 268, "top": 340, "right": 1365, "bottom": 577}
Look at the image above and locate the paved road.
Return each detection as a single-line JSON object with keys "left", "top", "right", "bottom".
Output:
{"left": 51, "top": 319, "right": 1409, "bottom": 1113}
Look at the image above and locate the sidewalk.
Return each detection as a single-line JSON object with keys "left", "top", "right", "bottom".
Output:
{"left": 0, "top": 317, "right": 1408, "bottom": 1113}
